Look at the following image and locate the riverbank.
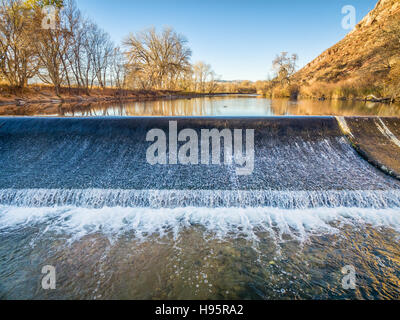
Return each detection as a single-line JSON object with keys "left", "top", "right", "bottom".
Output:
{"left": 0, "top": 85, "right": 218, "bottom": 107}
{"left": 257, "top": 82, "right": 399, "bottom": 104}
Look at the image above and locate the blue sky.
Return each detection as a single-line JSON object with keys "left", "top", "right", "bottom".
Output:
{"left": 75, "top": 0, "right": 378, "bottom": 81}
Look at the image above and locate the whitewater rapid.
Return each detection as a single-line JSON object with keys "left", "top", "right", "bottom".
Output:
{"left": 1, "top": 117, "right": 400, "bottom": 244}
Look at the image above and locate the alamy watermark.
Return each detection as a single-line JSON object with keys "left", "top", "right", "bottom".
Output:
{"left": 146, "top": 121, "right": 255, "bottom": 175}
{"left": 41, "top": 265, "right": 56, "bottom": 290}
{"left": 41, "top": 5, "right": 58, "bottom": 30}
{"left": 341, "top": 5, "right": 356, "bottom": 30}
{"left": 341, "top": 265, "right": 356, "bottom": 290}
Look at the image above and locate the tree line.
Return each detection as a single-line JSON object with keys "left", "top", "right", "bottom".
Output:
{"left": 0, "top": 0, "right": 224, "bottom": 94}
{"left": 0, "top": 0, "right": 293, "bottom": 96}
{"left": 1, "top": 0, "right": 123, "bottom": 93}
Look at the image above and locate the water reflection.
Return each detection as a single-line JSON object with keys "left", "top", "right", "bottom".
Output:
{"left": 1, "top": 220, "right": 400, "bottom": 300}
{"left": 1, "top": 95, "right": 400, "bottom": 117}
{"left": 270, "top": 99, "right": 400, "bottom": 117}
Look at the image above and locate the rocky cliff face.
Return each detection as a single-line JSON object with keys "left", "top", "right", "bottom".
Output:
{"left": 294, "top": 0, "right": 400, "bottom": 85}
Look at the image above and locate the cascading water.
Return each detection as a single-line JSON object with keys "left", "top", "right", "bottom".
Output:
{"left": 1, "top": 116, "right": 400, "bottom": 300}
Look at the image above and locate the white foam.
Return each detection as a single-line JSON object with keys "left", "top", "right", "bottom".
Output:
{"left": 1, "top": 189, "right": 400, "bottom": 209}
{"left": 1, "top": 206, "right": 400, "bottom": 244}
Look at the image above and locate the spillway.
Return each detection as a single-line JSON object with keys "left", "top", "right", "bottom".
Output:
{"left": 2, "top": 116, "right": 400, "bottom": 300}
{"left": 0, "top": 116, "right": 399, "bottom": 209}
{"left": 338, "top": 117, "right": 400, "bottom": 179}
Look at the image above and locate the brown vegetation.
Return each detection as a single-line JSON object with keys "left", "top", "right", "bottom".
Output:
{"left": 2, "top": 0, "right": 398, "bottom": 106}
{"left": 294, "top": 0, "right": 400, "bottom": 102}
{"left": 256, "top": 0, "right": 400, "bottom": 103}
{"left": 0, "top": 0, "right": 236, "bottom": 104}
{"left": 1, "top": 0, "right": 127, "bottom": 95}
{"left": 0, "top": 82, "right": 209, "bottom": 106}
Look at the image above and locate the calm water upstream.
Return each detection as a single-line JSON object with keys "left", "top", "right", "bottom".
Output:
{"left": 1, "top": 95, "right": 400, "bottom": 117}
{"left": 0, "top": 97, "right": 400, "bottom": 300}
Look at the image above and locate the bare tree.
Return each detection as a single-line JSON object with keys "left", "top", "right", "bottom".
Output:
{"left": 272, "top": 52, "right": 298, "bottom": 85}
{"left": 205, "top": 71, "right": 219, "bottom": 94}
{"left": 64, "top": 5, "right": 87, "bottom": 91}
{"left": 89, "top": 24, "right": 113, "bottom": 88}
{"left": 110, "top": 47, "right": 127, "bottom": 90}
{"left": 0, "top": 0, "right": 39, "bottom": 88}
{"left": 193, "top": 61, "right": 210, "bottom": 92}
{"left": 175, "top": 68, "right": 193, "bottom": 92}
{"left": 31, "top": 3, "right": 70, "bottom": 95}
{"left": 123, "top": 27, "right": 192, "bottom": 90}
{"left": 193, "top": 61, "right": 218, "bottom": 93}
{"left": 1, "top": 0, "right": 205, "bottom": 95}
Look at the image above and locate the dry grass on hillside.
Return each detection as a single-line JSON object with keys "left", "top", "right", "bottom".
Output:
{"left": 292, "top": 0, "right": 400, "bottom": 101}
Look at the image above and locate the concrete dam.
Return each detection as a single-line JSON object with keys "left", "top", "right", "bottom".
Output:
{"left": 2, "top": 116, "right": 400, "bottom": 300}
{"left": 0, "top": 117, "right": 399, "bottom": 209}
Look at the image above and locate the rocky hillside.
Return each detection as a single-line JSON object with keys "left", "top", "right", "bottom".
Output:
{"left": 294, "top": 0, "right": 400, "bottom": 93}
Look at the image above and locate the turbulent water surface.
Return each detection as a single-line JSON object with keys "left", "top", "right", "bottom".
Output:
{"left": 1, "top": 102, "right": 400, "bottom": 300}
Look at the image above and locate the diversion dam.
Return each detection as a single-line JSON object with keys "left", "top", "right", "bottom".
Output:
{"left": 2, "top": 116, "right": 400, "bottom": 300}
{"left": 0, "top": 116, "right": 400, "bottom": 209}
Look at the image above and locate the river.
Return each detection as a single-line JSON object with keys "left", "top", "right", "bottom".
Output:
{"left": 1, "top": 95, "right": 400, "bottom": 117}
{"left": 0, "top": 96, "right": 400, "bottom": 300}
